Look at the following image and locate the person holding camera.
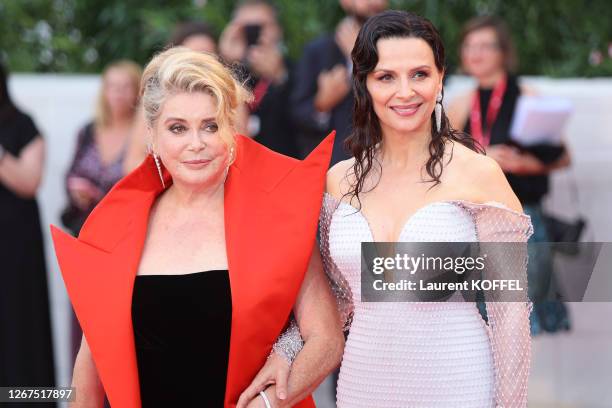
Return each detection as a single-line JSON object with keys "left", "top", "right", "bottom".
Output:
{"left": 219, "top": 0, "right": 298, "bottom": 157}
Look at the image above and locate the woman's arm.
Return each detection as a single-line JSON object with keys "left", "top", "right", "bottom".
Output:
{"left": 70, "top": 335, "right": 105, "bottom": 408}
{"left": 277, "top": 246, "right": 344, "bottom": 405}
{"left": 469, "top": 156, "right": 532, "bottom": 407}
{"left": 237, "top": 246, "right": 345, "bottom": 408}
{"left": 0, "top": 136, "right": 44, "bottom": 198}
{"left": 488, "top": 144, "right": 571, "bottom": 176}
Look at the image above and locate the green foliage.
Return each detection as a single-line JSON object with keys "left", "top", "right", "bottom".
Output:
{"left": 390, "top": 0, "right": 612, "bottom": 77}
{"left": 1, "top": 0, "right": 610, "bottom": 76}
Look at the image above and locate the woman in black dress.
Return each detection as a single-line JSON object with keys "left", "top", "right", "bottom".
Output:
{"left": 53, "top": 48, "right": 343, "bottom": 408}
{"left": 0, "top": 63, "right": 56, "bottom": 405}
{"left": 448, "top": 16, "right": 572, "bottom": 335}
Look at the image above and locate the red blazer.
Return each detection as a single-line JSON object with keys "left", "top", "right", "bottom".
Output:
{"left": 51, "top": 132, "right": 335, "bottom": 408}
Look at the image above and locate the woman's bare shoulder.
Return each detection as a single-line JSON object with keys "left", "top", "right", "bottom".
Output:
{"left": 326, "top": 158, "right": 355, "bottom": 200}
{"left": 446, "top": 142, "right": 522, "bottom": 212}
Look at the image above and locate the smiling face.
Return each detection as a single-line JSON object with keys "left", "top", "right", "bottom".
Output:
{"left": 151, "top": 92, "right": 231, "bottom": 189}
{"left": 366, "top": 37, "right": 443, "bottom": 138}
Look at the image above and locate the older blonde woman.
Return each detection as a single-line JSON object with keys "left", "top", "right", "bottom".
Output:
{"left": 52, "top": 48, "right": 343, "bottom": 408}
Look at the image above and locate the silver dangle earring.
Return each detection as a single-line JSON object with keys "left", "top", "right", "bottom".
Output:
{"left": 225, "top": 146, "right": 235, "bottom": 177}
{"left": 153, "top": 152, "right": 166, "bottom": 188}
{"left": 435, "top": 92, "right": 443, "bottom": 133}
{"left": 223, "top": 147, "right": 235, "bottom": 181}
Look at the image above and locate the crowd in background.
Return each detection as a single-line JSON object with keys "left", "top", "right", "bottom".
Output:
{"left": 0, "top": 0, "right": 577, "bottom": 398}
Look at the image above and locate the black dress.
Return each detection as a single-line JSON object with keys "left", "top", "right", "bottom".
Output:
{"left": 0, "top": 110, "right": 56, "bottom": 406}
{"left": 132, "top": 270, "right": 232, "bottom": 407}
{"left": 464, "top": 75, "right": 570, "bottom": 335}
{"left": 463, "top": 75, "right": 564, "bottom": 205}
{"left": 248, "top": 61, "right": 300, "bottom": 159}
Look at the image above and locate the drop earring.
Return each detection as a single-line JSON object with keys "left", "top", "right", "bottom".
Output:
{"left": 153, "top": 152, "right": 166, "bottom": 188}
{"left": 435, "top": 92, "right": 443, "bottom": 133}
{"left": 225, "top": 146, "right": 235, "bottom": 178}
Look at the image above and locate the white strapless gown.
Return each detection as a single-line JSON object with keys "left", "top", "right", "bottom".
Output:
{"left": 320, "top": 194, "right": 533, "bottom": 408}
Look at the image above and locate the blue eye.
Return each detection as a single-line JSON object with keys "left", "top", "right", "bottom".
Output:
{"left": 413, "top": 71, "right": 428, "bottom": 79}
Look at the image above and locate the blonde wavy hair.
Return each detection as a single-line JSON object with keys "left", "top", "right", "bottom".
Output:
{"left": 94, "top": 60, "right": 142, "bottom": 129}
{"left": 140, "top": 47, "right": 252, "bottom": 158}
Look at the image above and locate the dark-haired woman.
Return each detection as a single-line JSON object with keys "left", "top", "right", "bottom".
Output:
{"left": 321, "top": 11, "right": 531, "bottom": 407}
{"left": 0, "top": 63, "right": 56, "bottom": 405}
{"left": 245, "top": 10, "right": 533, "bottom": 407}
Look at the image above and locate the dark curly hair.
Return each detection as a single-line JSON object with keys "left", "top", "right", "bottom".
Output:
{"left": 345, "top": 10, "right": 482, "bottom": 206}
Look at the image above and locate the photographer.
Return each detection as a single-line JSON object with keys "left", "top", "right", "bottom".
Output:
{"left": 219, "top": 0, "right": 298, "bottom": 157}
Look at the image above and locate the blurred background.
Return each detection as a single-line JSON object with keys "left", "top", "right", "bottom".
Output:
{"left": 2, "top": 0, "right": 612, "bottom": 76}
{"left": 1, "top": 0, "right": 611, "bottom": 407}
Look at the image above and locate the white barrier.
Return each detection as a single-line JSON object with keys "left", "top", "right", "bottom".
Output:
{"left": 9, "top": 74, "right": 612, "bottom": 406}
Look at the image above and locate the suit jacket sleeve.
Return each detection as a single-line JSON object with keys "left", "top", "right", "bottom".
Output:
{"left": 290, "top": 40, "right": 331, "bottom": 134}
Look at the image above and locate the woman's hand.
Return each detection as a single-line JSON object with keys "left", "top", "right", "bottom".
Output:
{"left": 237, "top": 353, "right": 290, "bottom": 408}
{"left": 508, "top": 151, "right": 547, "bottom": 175}
{"left": 486, "top": 145, "right": 546, "bottom": 175}
{"left": 334, "top": 17, "right": 360, "bottom": 58}
{"left": 314, "top": 65, "right": 350, "bottom": 112}
{"left": 485, "top": 145, "right": 516, "bottom": 170}
{"left": 244, "top": 396, "right": 267, "bottom": 408}
{"left": 219, "top": 21, "right": 247, "bottom": 63}
{"left": 67, "top": 177, "right": 103, "bottom": 210}
{"left": 247, "top": 44, "right": 286, "bottom": 84}
{"left": 240, "top": 247, "right": 344, "bottom": 407}
{"left": 244, "top": 386, "right": 282, "bottom": 408}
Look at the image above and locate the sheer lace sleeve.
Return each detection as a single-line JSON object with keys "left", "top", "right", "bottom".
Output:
{"left": 320, "top": 193, "right": 355, "bottom": 332}
{"left": 458, "top": 202, "right": 534, "bottom": 408}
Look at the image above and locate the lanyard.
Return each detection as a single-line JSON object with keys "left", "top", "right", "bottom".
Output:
{"left": 470, "top": 74, "right": 508, "bottom": 147}
{"left": 248, "top": 78, "right": 271, "bottom": 112}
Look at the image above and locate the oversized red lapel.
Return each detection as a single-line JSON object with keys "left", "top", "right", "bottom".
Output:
{"left": 224, "top": 133, "right": 334, "bottom": 407}
{"left": 51, "top": 132, "right": 335, "bottom": 408}
{"left": 51, "top": 154, "right": 170, "bottom": 408}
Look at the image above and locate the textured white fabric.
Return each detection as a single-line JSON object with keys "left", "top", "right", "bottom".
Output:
{"left": 320, "top": 193, "right": 533, "bottom": 408}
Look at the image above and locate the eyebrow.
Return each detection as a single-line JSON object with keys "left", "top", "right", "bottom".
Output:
{"left": 373, "top": 65, "right": 432, "bottom": 73}
{"left": 163, "top": 117, "right": 217, "bottom": 124}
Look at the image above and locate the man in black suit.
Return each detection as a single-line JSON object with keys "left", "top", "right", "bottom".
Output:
{"left": 290, "top": 0, "right": 388, "bottom": 164}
